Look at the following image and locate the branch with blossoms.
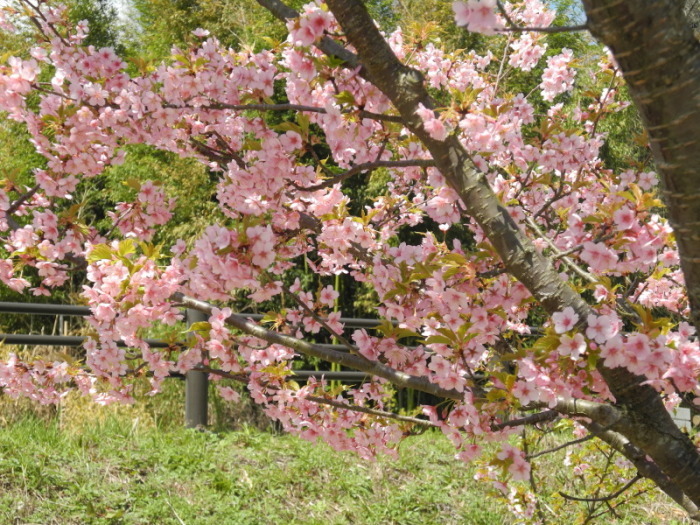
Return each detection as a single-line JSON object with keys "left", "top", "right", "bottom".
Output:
{"left": 200, "top": 366, "right": 439, "bottom": 428}
{"left": 257, "top": 0, "right": 362, "bottom": 69}
{"left": 255, "top": 0, "right": 700, "bottom": 511}
{"left": 293, "top": 159, "right": 436, "bottom": 192}
{"left": 175, "top": 290, "right": 636, "bottom": 431}
{"left": 192, "top": 102, "right": 404, "bottom": 124}
{"left": 494, "top": 0, "right": 588, "bottom": 33}
{"left": 6, "top": 184, "right": 40, "bottom": 215}
{"left": 453, "top": 0, "right": 587, "bottom": 35}
{"left": 2, "top": 0, "right": 700, "bottom": 517}
{"left": 281, "top": 283, "right": 357, "bottom": 352}
{"left": 173, "top": 292, "right": 465, "bottom": 400}
{"left": 524, "top": 217, "right": 597, "bottom": 284}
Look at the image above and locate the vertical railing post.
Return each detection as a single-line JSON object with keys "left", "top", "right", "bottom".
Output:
{"left": 185, "top": 308, "right": 208, "bottom": 428}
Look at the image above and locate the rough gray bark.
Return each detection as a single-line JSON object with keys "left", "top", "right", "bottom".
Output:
{"left": 255, "top": 0, "right": 700, "bottom": 516}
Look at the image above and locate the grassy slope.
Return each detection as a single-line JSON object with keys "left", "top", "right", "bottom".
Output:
{"left": 0, "top": 380, "right": 691, "bottom": 525}
{"left": 0, "top": 417, "right": 505, "bottom": 525}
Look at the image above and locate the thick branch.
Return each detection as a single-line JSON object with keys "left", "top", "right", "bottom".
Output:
{"left": 173, "top": 292, "right": 463, "bottom": 401}
{"left": 553, "top": 397, "right": 622, "bottom": 427}
{"left": 584, "top": 421, "right": 700, "bottom": 521}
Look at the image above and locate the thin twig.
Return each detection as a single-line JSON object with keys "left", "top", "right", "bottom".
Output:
{"left": 498, "top": 24, "right": 588, "bottom": 34}
{"left": 527, "top": 432, "right": 595, "bottom": 460}
{"left": 560, "top": 474, "right": 642, "bottom": 502}
{"left": 165, "top": 492, "right": 187, "bottom": 525}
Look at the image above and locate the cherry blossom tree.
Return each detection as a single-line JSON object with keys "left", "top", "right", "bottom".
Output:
{"left": 2, "top": 0, "right": 700, "bottom": 520}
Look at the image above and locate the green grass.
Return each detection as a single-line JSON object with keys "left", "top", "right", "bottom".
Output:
{"left": 0, "top": 378, "right": 691, "bottom": 525}
{"left": 0, "top": 416, "right": 507, "bottom": 525}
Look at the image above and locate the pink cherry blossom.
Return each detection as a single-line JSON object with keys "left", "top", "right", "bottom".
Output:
{"left": 452, "top": 0, "right": 503, "bottom": 35}
{"left": 552, "top": 307, "right": 579, "bottom": 334}
{"left": 540, "top": 49, "right": 576, "bottom": 102}
{"left": 558, "top": 333, "right": 586, "bottom": 359}
{"left": 585, "top": 314, "right": 618, "bottom": 344}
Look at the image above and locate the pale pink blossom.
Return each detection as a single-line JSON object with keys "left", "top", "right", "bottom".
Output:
{"left": 552, "top": 307, "right": 579, "bottom": 334}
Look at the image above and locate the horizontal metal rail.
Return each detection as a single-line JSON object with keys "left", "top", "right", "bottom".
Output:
{"left": 0, "top": 302, "right": 91, "bottom": 316}
{"left": 0, "top": 334, "right": 352, "bottom": 353}
{"left": 0, "top": 301, "right": 389, "bottom": 328}
{"left": 0, "top": 333, "right": 368, "bottom": 382}
{"left": 0, "top": 333, "right": 172, "bottom": 348}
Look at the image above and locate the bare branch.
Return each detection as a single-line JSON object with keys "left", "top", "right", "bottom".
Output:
{"left": 528, "top": 432, "right": 595, "bottom": 460}
{"left": 492, "top": 409, "right": 559, "bottom": 431}
{"left": 560, "top": 475, "right": 642, "bottom": 503}
{"left": 305, "top": 394, "right": 438, "bottom": 427}
{"left": 584, "top": 421, "right": 700, "bottom": 521}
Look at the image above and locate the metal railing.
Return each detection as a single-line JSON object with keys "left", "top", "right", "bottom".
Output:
{"left": 0, "top": 301, "right": 381, "bottom": 427}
